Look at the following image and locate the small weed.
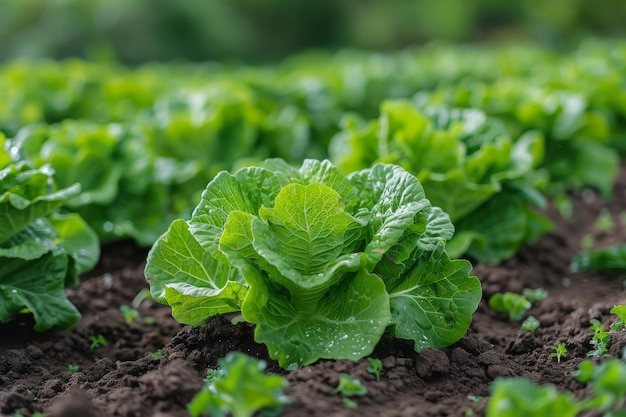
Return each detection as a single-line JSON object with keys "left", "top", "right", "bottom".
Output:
{"left": 366, "top": 357, "right": 383, "bottom": 381}
{"left": 144, "top": 316, "right": 156, "bottom": 326}
{"left": 119, "top": 305, "right": 140, "bottom": 324}
{"left": 342, "top": 398, "right": 358, "bottom": 409}
{"left": 593, "top": 209, "right": 614, "bottom": 232}
{"left": 89, "top": 334, "right": 107, "bottom": 350}
{"left": 550, "top": 343, "right": 568, "bottom": 363}
{"left": 68, "top": 364, "right": 80, "bottom": 373}
{"left": 148, "top": 348, "right": 164, "bottom": 358}
{"left": 335, "top": 373, "right": 367, "bottom": 396}
{"left": 580, "top": 234, "right": 595, "bottom": 251}
{"left": 521, "top": 316, "right": 540, "bottom": 332}
{"left": 522, "top": 288, "right": 548, "bottom": 302}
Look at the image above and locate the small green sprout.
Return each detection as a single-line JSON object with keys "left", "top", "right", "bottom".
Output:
{"left": 342, "top": 398, "right": 358, "bottom": 409}
{"left": 144, "top": 316, "right": 156, "bottom": 325}
{"left": 366, "top": 357, "right": 383, "bottom": 381}
{"left": 580, "top": 234, "right": 595, "bottom": 251}
{"left": 334, "top": 373, "right": 367, "bottom": 410}
{"left": 119, "top": 304, "right": 140, "bottom": 324}
{"left": 148, "top": 348, "right": 164, "bottom": 358}
{"left": 593, "top": 209, "right": 614, "bottom": 232}
{"left": 554, "top": 194, "right": 574, "bottom": 219}
{"left": 609, "top": 305, "right": 626, "bottom": 332}
{"left": 521, "top": 316, "right": 540, "bottom": 332}
{"left": 587, "top": 319, "right": 610, "bottom": 357}
{"left": 335, "top": 373, "right": 367, "bottom": 396}
{"left": 488, "top": 292, "right": 532, "bottom": 321}
{"left": 68, "top": 364, "right": 80, "bottom": 373}
{"left": 550, "top": 343, "right": 567, "bottom": 363}
{"left": 522, "top": 288, "right": 548, "bottom": 302}
{"left": 89, "top": 334, "right": 107, "bottom": 350}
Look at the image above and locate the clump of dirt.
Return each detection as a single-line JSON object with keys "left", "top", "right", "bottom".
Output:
{"left": 1, "top": 167, "right": 625, "bottom": 417}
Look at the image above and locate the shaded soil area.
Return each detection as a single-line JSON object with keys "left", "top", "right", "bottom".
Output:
{"left": 1, "top": 167, "right": 626, "bottom": 417}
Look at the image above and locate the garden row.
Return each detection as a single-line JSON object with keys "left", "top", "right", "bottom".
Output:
{"left": 2, "top": 38, "right": 626, "bottom": 415}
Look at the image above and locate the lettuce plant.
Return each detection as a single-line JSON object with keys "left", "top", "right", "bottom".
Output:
{"left": 330, "top": 101, "right": 552, "bottom": 263}
{"left": 0, "top": 153, "right": 99, "bottom": 330}
{"left": 145, "top": 159, "right": 481, "bottom": 368}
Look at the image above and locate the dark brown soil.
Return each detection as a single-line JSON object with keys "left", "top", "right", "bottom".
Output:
{"left": 1, "top": 168, "right": 626, "bottom": 417}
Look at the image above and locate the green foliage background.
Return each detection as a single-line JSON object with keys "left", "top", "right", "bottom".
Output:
{"left": 1, "top": 0, "right": 625, "bottom": 64}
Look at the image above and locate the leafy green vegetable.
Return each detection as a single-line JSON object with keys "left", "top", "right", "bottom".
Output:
{"left": 570, "top": 244, "right": 626, "bottom": 274}
{"left": 0, "top": 160, "right": 99, "bottom": 330}
{"left": 187, "top": 352, "right": 291, "bottom": 417}
{"left": 330, "top": 101, "right": 551, "bottom": 263}
{"left": 145, "top": 158, "right": 481, "bottom": 368}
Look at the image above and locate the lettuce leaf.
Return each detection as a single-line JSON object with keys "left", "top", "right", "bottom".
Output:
{"left": 0, "top": 161, "right": 99, "bottom": 330}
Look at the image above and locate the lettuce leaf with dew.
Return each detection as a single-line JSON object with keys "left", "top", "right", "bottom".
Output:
{"left": 145, "top": 158, "right": 481, "bottom": 368}
{"left": 330, "top": 101, "right": 551, "bottom": 263}
{"left": 144, "top": 218, "right": 247, "bottom": 325}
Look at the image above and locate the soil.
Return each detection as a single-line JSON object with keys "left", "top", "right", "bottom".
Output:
{"left": 1, "top": 167, "right": 626, "bottom": 417}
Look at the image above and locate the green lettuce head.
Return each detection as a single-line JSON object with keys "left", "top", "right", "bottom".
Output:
{"left": 145, "top": 158, "right": 481, "bottom": 368}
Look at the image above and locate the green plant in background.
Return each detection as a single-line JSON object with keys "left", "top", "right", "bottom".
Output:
{"left": 67, "top": 364, "right": 80, "bottom": 373}
{"left": 489, "top": 288, "right": 548, "bottom": 321}
{"left": 335, "top": 373, "right": 367, "bottom": 396}
{"left": 145, "top": 158, "right": 481, "bottom": 368}
{"left": 571, "top": 244, "right": 626, "bottom": 275}
{"left": 119, "top": 304, "right": 140, "bottom": 324}
{"left": 522, "top": 288, "right": 548, "bottom": 302}
{"left": 521, "top": 316, "right": 540, "bottom": 332}
{"left": 335, "top": 373, "right": 367, "bottom": 409}
{"left": 330, "top": 101, "right": 551, "bottom": 264}
{"left": 593, "top": 209, "right": 614, "bottom": 233}
{"left": 366, "top": 357, "right": 383, "bottom": 381}
{"left": 488, "top": 292, "right": 530, "bottom": 321}
{"left": 550, "top": 343, "right": 568, "bottom": 363}
{"left": 187, "top": 352, "right": 291, "bottom": 417}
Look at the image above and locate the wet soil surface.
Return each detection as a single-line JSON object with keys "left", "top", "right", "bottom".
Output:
{"left": 1, "top": 167, "right": 626, "bottom": 417}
